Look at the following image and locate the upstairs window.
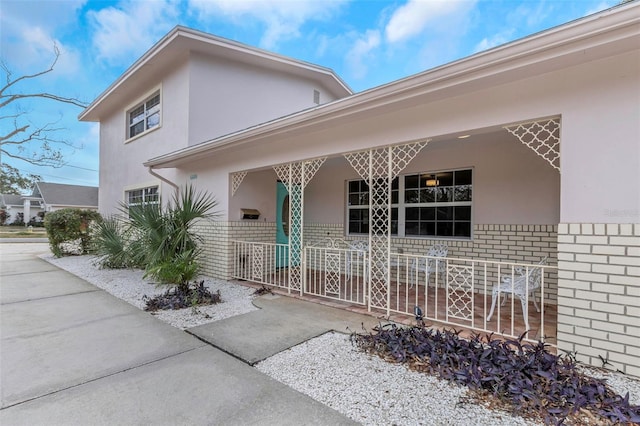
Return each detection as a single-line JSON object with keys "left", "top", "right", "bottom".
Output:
{"left": 127, "top": 91, "right": 160, "bottom": 139}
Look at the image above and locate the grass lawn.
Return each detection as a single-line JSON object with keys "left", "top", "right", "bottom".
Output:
{"left": 0, "top": 226, "right": 47, "bottom": 238}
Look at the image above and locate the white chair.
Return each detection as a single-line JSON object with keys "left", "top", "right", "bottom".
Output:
{"left": 345, "top": 240, "right": 368, "bottom": 281}
{"left": 486, "top": 257, "right": 548, "bottom": 331}
{"left": 409, "top": 244, "right": 448, "bottom": 286}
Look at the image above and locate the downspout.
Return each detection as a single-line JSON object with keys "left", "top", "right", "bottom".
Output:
{"left": 147, "top": 166, "right": 179, "bottom": 196}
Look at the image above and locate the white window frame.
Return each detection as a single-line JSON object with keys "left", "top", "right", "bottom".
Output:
{"left": 346, "top": 168, "right": 473, "bottom": 239}
{"left": 124, "top": 185, "right": 160, "bottom": 214}
{"left": 125, "top": 88, "right": 161, "bottom": 141}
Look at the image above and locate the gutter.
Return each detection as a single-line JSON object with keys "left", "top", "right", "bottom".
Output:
{"left": 147, "top": 167, "right": 179, "bottom": 194}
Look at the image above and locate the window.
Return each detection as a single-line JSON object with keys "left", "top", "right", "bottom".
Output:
{"left": 347, "top": 178, "right": 399, "bottom": 236}
{"left": 127, "top": 91, "right": 160, "bottom": 139}
{"left": 126, "top": 186, "right": 159, "bottom": 212}
{"left": 346, "top": 169, "right": 472, "bottom": 238}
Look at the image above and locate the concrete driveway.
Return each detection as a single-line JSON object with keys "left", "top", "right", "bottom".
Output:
{"left": 0, "top": 243, "right": 356, "bottom": 425}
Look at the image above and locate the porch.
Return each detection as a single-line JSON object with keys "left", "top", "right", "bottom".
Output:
{"left": 231, "top": 240, "right": 558, "bottom": 344}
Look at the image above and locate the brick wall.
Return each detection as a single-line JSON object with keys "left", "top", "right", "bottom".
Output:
{"left": 556, "top": 223, "right": 640, "bottom": 377}
{"left": 196, "top": 221, "right": 275, "bottom": 279}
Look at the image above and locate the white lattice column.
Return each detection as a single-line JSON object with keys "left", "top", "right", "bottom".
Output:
{"left": 273, "top": 158, "right": 326, "bottom": 293}
{"left": 345, "top": 141, "right": 429, "bottom": 313}
{"left": 504, "top": 118, "right": 560, "bottom": 172}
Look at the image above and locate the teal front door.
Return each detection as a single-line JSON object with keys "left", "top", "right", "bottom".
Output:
{"left": 276, "top": 181, "right": 289, "bottom": 268}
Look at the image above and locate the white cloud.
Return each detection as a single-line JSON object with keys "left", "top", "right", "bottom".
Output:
{"left": 88, "top": 0, "right": 180, "bottom": 66}
{"left": 385, "top": 0, "right": 477, "bottom": 44}
{"left": 188, "top": 0, "right": 347, "bottom": 49}
{"left": 473, "top": 33, "right": 511, "bottom": 53}
{"left": 345, "top": 30, "right": 381, "bottom": 80}
{"left": 0, "top": 0, "right": 85, "bottom": 74}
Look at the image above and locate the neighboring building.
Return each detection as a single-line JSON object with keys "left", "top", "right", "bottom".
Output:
{"left": 0, "top": 193, "right": 42, "bottom": 225}
{"left": 0, "top": 183, "right": 99, "bottom": 225}
{"left": 81, "top": 3, "right": 640, "bottom": 377}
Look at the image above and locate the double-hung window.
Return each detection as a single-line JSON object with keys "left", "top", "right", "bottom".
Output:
{"left": 347, "top": 169, "right": 472, "bottom": 238}
{"left": 127, "top": 91, "right": 160, "bottom": 139}
{"left": 125, "top": 186, "right": 159, "bottom": 214}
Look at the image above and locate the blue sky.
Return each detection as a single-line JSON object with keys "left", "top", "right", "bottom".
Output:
{"left": 1, "top": 0, "right": 618, "bottom": 191}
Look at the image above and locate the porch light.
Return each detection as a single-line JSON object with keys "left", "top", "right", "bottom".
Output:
{"left": 426, "top": 178, "right": 439, "bottom": 187}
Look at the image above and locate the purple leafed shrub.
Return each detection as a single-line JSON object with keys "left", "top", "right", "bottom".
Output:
{"left": 351, "top": 324, "right": 640, "bottom": 425}
{"left": 143, "top": 280, "right": 221, "bottom": 311}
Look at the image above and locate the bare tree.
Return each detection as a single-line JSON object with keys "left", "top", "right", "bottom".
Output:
{"left": 1, "top": 45, "right": 88, "bottom": 175}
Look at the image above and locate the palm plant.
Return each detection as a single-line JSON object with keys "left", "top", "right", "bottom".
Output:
{"left": 124, "top": 184, "right": 219, "bottom": 293}
{"left": 91, "top": 215, "right": 135, "bottom": 269}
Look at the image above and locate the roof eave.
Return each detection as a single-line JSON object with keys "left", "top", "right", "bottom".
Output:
{"left": 144, "top": 3, "right": 640, "bottom": 169}
{"left": 79, "top": 26, "right": 352, "bottom": 122}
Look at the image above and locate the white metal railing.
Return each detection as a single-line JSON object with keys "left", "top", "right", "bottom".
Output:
{"left": 231, "top": 240, "right": 556, "bottom": 342}
{"left": 232, "top": 241, "right": 290, "bottom": 290}
{"left": 386, "top": 253, "right": 557, "bottom": 342}
{"left": 304, "top": 245, "right": 368, "bottom": 305}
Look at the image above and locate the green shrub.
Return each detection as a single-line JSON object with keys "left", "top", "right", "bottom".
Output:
{"left": 44, "top": 209, "right": 102, "bottom": 257}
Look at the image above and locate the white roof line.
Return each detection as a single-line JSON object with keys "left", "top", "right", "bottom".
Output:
{"left": 145, "top": 2, "right": 640, "bottom": 167}
{"left": 79, "top": 26, "right": 351, "bottom": 120}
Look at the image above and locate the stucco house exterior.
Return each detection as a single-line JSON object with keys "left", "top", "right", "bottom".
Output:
{"left": 1, "top": 182, "right": 98, "bottom": 225}
{"left": 80, "top": 3, "right": 639, "bottom": 377}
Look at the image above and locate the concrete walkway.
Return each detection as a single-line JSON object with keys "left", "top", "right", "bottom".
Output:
{"left": 189, "top": 295, "right": 381, "bottom": 365}
{"left": 0, "top": 243, "right": 358, "bottom": 425}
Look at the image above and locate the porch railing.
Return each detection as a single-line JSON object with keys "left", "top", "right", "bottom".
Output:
{"left": 231, "top": 240, "right": 556, "bottom": 342}
{"left": 386, "top": 253, "right": 557, "bottom": 342}
{"left": 304, "top": 245, "right": 368, "bottom": 305}
{"left": 232, "top": 241, "right": 290, "bottom": 290}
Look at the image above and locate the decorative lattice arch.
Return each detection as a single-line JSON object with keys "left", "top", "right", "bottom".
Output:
{"left": 273, "top": 158, "right": 326, "bottom": 293}
{"left": 231, "top": 171, "right": 247, "bottom": 196}
{"left": 504, "top": 118, "right": 560, "bottom": 172}
{"left": 344, "top": 141, "right": 429, "bottom": 312}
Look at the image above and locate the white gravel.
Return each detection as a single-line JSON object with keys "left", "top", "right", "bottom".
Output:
{"left": 40, "top": 254, "right": 259, "bottom": 329}
{"left": 256, "top": 332, "right": 538, "bottom": 426}
{"left": 41, "top": 253, "right": 639, "bottom": 426}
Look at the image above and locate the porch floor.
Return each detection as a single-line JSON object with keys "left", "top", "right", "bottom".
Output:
{"left": 232, "top": 274, "right": 558, "bottom": 348}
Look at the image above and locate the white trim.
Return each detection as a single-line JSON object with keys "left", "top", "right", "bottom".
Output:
{"left": 122, "top": 180, "right": 162, "bottom": 206}
{"left": 79, "top": 26, "right": 351, "bottom": 122}
{"left": 124, "top": 86, "right": 162, "bottom": 142}
{"left": 143, "top": 3, "right": 640, "bottom": 168}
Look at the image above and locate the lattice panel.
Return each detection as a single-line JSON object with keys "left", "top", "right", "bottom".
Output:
{"left": 504, "top": 118, "right": 560, "bottom": 172}
{"left": 304, "top": 158, "right": 326, "bottom": 187}
{"left": 344, "top": 141, "right": 429, "bottom": 311}
{"left": 251, "top": 245, "right": 264, "bottom": 282}
{"left": 273, "top": 158, "right": 326, "bottom": 189}
{"left": 231, "top": 171, "right": 247, "bottom": 196}
{"left": 391, "top": 141, "right": 430, "bottom": 177}
{"left": 344, "top": 150, "right": 371, "bottom": 181}
{"left": 272, "top": 158, "right": 326, "bottom": 293}
{"left": 446, "top": 265, "right": 474, "bottom": 321}
{"left": 273, "top": 164, "right": 292, "bottom": 188}
{"left": 368, "top": 149, "right": 392, "bottom": 308}
{"left": 289, "top": 184, "right": 303, "bottom": 290}
{"left": 324, "top": 252, "right": 341, "bottom": 294}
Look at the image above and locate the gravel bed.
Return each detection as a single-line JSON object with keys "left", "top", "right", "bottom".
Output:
{"left": 40, "top": 254, "right": 258, "bottom": 329}
{"left": 256, "top": 332, "right": 538, "bottom": 426}
{"left": 42, "top": 254, "right": 640, "bottom": 425}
